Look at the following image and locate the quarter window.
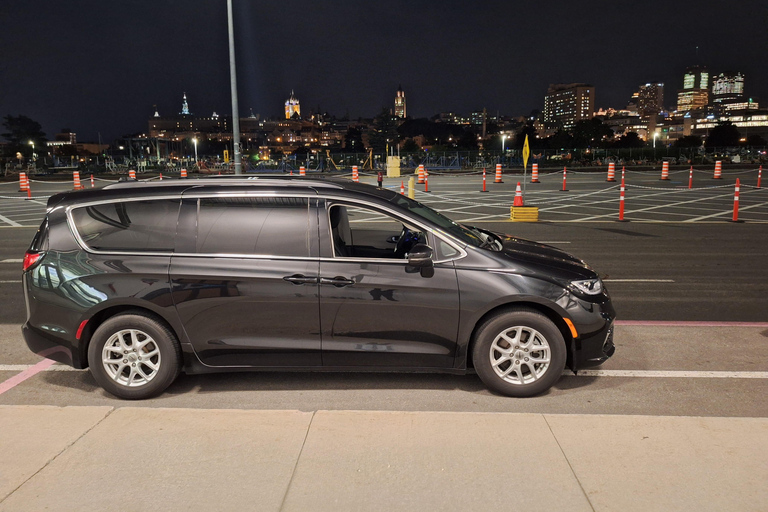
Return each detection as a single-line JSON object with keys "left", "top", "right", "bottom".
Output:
{"left": 196, "top": 197, "right": 311, "bottom": 257}
{"left": 71, "top": 199, "right": 179, "bottom": 252}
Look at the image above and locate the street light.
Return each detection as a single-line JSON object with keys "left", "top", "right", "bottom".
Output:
{"left": 192, "top": 137, "right": 198, "bottom": 166}
{"left": 501, "top": 135, "right": 507, "bottom": 153}
{"left": 28, "top": 140, "right": 35, "bottom": 163}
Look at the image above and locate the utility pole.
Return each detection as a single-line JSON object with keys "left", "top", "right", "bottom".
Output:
{"left": 227, "top": 0, "right": 242, "bottom": 174}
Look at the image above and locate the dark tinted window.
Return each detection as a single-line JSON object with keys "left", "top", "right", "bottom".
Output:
{"left": 196, "top": 197, "right": 311, "bottom": 257}
{"left": 71, "top": 199, "right": 179, "bottom": 252}
{"left": 29, "top": 218, "right": 49, "bottom": 252}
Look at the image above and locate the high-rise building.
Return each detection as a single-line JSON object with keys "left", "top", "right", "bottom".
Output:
{"left": 285, "top": 91, "right": 300, "bottom": 119}
{"left": 677, "top": 66, "right": 709, "bottom": 112}
{"left": 394, "top": 85, "right": 406, "bottom": 118}
{"left": 543, "top": 84, "right": 595, "bottom": 130}
{"left": 711, "top": 72, "right": 745, "bottom": 103}
{"left": 636, "top": 83, "right": 664, "bottom": 118}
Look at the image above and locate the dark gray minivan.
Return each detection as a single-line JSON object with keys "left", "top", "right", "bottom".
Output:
{"left": 22, "top": 177, "right": 615, "bottom": 399}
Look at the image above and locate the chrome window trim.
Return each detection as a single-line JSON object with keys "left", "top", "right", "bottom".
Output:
{"left": 321, "top": 195, "right": 467, "bottom": 264}
{"left": 64, "top": 191, "right": 469, "bottom": 263}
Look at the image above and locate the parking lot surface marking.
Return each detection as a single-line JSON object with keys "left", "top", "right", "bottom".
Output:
{"left": 0, "top": 358, "right": 57, "bottom": 395}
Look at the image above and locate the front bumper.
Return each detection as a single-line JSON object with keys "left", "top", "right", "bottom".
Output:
{"left": 567, "top": 294, "right": 616, "bottom": 371}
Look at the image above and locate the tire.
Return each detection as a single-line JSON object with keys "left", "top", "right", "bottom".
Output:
{"left": 472, "top": 308, "right": 566, "bottom": 397}
{"left": 87, "top": 312, "right": 182, "bottom": 400}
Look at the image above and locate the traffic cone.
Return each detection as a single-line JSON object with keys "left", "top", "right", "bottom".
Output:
{"left": 159, "top": 173, "right": 163, "bottom": 181}
{"left": 618, "top": 178, "right": 627, "bottom": 222}
{"left": 300, "top": 166, "right": 306, "bottom": 177}
{"left": 400, "top": 180, "right": 405, "bottom": 195}
{"left": 561, "top": 167, "right": 568, "bottom": 191}
{"left": 688, "top": 166, "right": 693, "bottom": 189}
{"left": 181, "top": 168, "right": 187, "bottom": 178}
{"left": 513, "top": 182, "right": 524, "bottom": 206}
{"left": 713, "top": 161, "right": 722, "bottom": 179}
{"left": 19, "top": 172, "right": 29, "bottom": 193}
{"left": 531, "top": 163, "right": 540, "bottom": 183}
{"left": 731, "top": 178, "right": 741, "bottom": 222}
{"left": 494, "top": 163, "right": 503, "bottom": 183}
{"left": 90, "top": 174, "right": 95, "bottom": 188}
{"left": 480, "top": 168, "right": 488, "bottom": 192}
{"left": 660, "top": 162, "right": 669, "bottom": 180}
{"left": 129, "top": 169, "right": 136, "bottom": 180}
{"left": 424, "top": 170, "right": 430, "bottom": 193}
{"left": 352, "top": 166, "right": 359, "bottom": 182}
{"left": 606, "top": 162, "right": 616, "bottom": 182}
{"left": 758, "top": 165, "right": 762, "bottom": 189}
{"left": 417, "top": 165, "right": 425, "bottom": 184}
{"left": 73, "top": 171, "right": 83, "bottom": 190}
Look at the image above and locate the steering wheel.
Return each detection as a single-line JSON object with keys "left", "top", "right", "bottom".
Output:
{"left": 394, "top": 225, "right": 415, "bottom": 258}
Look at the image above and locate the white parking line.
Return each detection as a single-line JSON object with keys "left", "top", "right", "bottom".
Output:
{"left": 1, "top": 365, "right": 766, "bottom": 379}
{"left": 603, "top": 279, "right": 675, "bottom": 283}
{"left": 571, "top": 370, "right": 768, "bottom": 379}
{"left": 0, "top": 259, "right": 23, "bottom": 263}
{"left": 0, "top": 214, "right": 21, "bottom": 227}
{"left": 685, "top": 200, "right": 768, "bottom": 222}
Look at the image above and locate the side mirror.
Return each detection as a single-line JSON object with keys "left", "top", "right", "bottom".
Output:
{"left": 406, "top": 243, "right": 434, "bottom": 278}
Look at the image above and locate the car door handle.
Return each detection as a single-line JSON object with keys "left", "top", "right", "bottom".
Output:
{"left": 283, "top": 274, "right": 318, "bottom": 285}
{"left": 319, "top": 276, "right": 355, "bottom": 287}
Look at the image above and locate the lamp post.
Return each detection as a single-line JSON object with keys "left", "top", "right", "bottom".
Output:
{"left": 28, "top": 140, "right": 35, "bottom": 165}
{"left": 501, "top": 134, "right": 507, "bottom": 166}
{"left": 653, "top": 132, "right": 659, "bottom": 161}
{"left": 193, "top": 137, "right": 198, "bottom": 166}
{"left": 226, "top": 0, "right": 242, "bottom": 174}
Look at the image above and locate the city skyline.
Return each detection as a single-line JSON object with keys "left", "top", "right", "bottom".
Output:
{"left": 2, "top": 1, "right": 767, "bottom": 141}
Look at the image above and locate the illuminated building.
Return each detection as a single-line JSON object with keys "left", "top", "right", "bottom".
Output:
{"left": 543, "top": 83, "right": 595, "bottom": 130}
{"left": 712, "top": 72, "right": 745, "bottom": 103}
{"left": 394, "top": 85, "right": 406, "bottom": 118}
{"left": 676, "top": 66, "right": 709, "bottom": 112}
{"left": 285, "top": 90, "right": 301, "bottom": 119}
{"left": 180, "top": 93, "right": 191, "bottom": 115}
{"left": 635, "top": 83, "right": 664, "bottom": 118}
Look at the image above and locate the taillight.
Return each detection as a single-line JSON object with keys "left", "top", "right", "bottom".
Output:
{"left": 23, "top": 251, "right": 42, "bottom": 271}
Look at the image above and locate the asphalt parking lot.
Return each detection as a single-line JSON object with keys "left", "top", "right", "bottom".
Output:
{"left": 0, "top": 170, "right": 766, "bottom": 416}
{"left": 0, "top": 166, "right": 766, "bottom": 226}
{"left": 1, "top": 170, "right": 766, "bottom": 510}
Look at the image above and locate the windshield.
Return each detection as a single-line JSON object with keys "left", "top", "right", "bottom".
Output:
{"left": 387, "top": 194, "right": 501, "bottom": 249}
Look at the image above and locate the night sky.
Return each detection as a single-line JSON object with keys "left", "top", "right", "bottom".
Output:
{"left": 2, "top": 1, "right": 767, "bottom": 142}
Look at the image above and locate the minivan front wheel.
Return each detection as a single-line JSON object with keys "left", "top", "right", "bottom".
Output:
{"left": 88, "top": 313, "right": 181, "bottom": 400}
{"left": 472, "top": 309, "right": 566, "bottom": 397}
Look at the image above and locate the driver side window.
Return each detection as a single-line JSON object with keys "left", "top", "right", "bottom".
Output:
{"left": 329, "top": 204, "right": 426, "bottom": 259}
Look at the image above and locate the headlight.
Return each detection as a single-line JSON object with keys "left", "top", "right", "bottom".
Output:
{"left": 569, "top": 278, "right": 603, "bottom": 296}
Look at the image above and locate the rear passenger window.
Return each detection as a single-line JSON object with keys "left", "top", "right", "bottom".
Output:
{"left": 196, "top": 197, "right": 311, "bottom": 257}
{"left": 71, "top": 200, "right": 179, "bottom": 252}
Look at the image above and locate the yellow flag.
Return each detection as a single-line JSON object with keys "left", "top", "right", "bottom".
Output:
{"left": 522, "top": 134, "right": 530, "bottom": 169}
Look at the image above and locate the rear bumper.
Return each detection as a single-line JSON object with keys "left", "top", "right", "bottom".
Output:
{"left": 22, "top": 323, "right": 86, "bottom": 369}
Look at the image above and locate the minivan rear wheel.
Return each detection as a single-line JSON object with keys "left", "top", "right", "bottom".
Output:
{"left": 472, "top": 309, "right": 566, "bottom": 397}
{"left": 88, "top": 312, "right": 181, "bottom": 400}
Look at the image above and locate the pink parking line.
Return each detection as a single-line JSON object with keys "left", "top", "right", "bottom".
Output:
{"left": 0, "top": 358, "right": 56, "bottom": 395}
{"left": 615, "top": 320, "right": 768, "bottom": 328}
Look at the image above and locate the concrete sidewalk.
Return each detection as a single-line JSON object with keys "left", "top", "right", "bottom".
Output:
{"left": 1, "top": 407, "right": 766, "bottom": 511}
